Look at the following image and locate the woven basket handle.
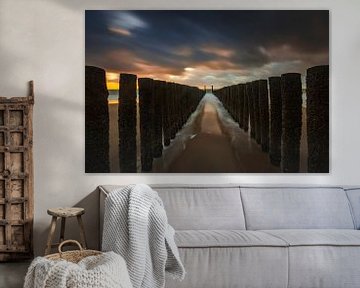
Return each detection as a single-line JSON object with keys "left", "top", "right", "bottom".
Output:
{"left": 58, "top": 240, "right": 83, "bottom": 255}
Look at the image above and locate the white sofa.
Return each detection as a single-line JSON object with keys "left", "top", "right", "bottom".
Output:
{"left": 99, "top": 185, "right": 360, "bottom": 288}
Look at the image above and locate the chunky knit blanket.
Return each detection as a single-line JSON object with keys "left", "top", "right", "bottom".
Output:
{"left": 24, "top": 251, "right": 132, "bottom": 288}
{"left": 102, "top": 184, "right": 185, "bottom": 288}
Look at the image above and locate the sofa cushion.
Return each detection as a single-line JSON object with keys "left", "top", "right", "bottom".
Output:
{"left": 345, "top": 188, "right": 360, "bottom": 229}
{"left": 261, "top": 230, "right": 360, "bottom": 287}
{"left": 154, "top": 186, "right": 246, "bottom": 230}
{"left": 241, "top": 187, "right": 355, "bottom": 230}
{"left": 165, "top": 246, "right": 288, "bottom": 288}
{"left": 100, "top": 185, "right": 246, "bottom": 230}
{"left": 175, "top": 230, "right": 287, "bottom": 248}
{"left": 262, "top": 229, "right": 360, "bottom": 246}
{"left": 287, "top": 246, "right": 360, "bottom": 288}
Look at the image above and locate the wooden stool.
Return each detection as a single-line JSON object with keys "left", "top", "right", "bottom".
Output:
{"left": 45, "top": 207, "right": 87, "bottom": 255}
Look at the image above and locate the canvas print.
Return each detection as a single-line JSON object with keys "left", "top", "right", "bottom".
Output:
{"left": 85, "top": 10, "right": 329, "bottom": 173}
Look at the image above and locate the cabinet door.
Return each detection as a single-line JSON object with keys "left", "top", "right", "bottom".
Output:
{"left": 0, "top": 101, "right": 33, "bottom": 261}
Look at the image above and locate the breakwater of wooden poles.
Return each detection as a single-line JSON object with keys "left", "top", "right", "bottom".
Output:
{"left": 214, "top": 65, "right": 329, "bottom": 173}
{"left": 138, "top": 78, "right": 203, "bottom": 172}
{"left": 85, "top": 66, "right": 204, "bottom": 172}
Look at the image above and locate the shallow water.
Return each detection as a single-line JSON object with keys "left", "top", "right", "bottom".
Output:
{"left": 109, "top": 92, "right": 308, "bottom": 173}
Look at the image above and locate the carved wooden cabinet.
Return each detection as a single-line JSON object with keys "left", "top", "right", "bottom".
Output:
{"left": 0, "top": 82, "right": 34, "bottom": 261}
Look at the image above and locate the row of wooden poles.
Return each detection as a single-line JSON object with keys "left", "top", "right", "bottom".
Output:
{"left": 213, "top": 65, "right": 329, "bottom": 173}
{"left": 85, "top": 66, "right": 204, "bottom": 173}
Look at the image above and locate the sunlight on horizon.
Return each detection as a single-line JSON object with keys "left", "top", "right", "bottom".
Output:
{"left": 107, "top": 82, "right": 119, "bottom": 90}
{"left": 108, "top": 99, "right": 119, "bottom": 104}
{"left": 106, "top": 70, "right": 205, "bottom": 92}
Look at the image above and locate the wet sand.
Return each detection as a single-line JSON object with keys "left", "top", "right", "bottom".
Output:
{"left": 167, "top": 99, "right": 281, "bottom": 173}
{"left": 168, "top": 103, "right": 240, "bottom": 172}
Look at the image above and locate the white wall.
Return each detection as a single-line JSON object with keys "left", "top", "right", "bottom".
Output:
{"left": 0, "top": 0, "right": 359, "bottom": 256}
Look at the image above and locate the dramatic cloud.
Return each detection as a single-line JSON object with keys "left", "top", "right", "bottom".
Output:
{"left": 85, "top": 10, "right": 329, "bottom": 89}
{"left": 107, "top": 11, "right": 148, "bottom": 37}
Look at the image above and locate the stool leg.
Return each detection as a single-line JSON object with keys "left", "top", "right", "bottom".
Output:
{"left": 77, "top": 215, "right": 87, "bottom": 249}
{"left": 45, "top": 216, "right": 57, "bottom": 255}
{"left": 60, "top": 217, "right": 66, "bottom": 243}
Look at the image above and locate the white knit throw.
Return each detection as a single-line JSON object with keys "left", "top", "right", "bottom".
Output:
{"left": 24, "top": 251, "right": 133, "bottom": 288}
{"left": 102, "top": 184, "right": 185, "bottom": 288}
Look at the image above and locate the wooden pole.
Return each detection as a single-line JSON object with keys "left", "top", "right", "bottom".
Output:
{"left": 170, "top": 83, "right": 177, "bottom": 139}
{"left": 235, "top": 85, "right": 239, "bottom": 122}
{"left": 248, "top": 82, "right": 256, "bottom": 138}
{"left": 259, "top": 79, "right": 269, "bottom": 152}
{"left": 85, "top": 66, "right": 109, "bottom": 173}
{"left": 181, "top": 85, "right": 187, "bottom": 126}
{"left": 163, "top": 82, "right": 171, "bottom": 146}
{"left": 243, "top": 83, "right": 249, "bottom": 132}
{"left": 173, "top": 84, "right": 179, "bottom": 134}
{"left": 222, "top": 87, "right": 227, "bottom": 114}
{"left": 238, "top": 84, "right": 245, "bottom": 129}
{"left": 252, "top": 80, "right": 261, "bottom": 144}
{"left": 153, "top": 80, "right": 164, "bottom": 158}
{"left": 224, "top": 87, "right": 229, "bottom": 113}
{"left": 177, "top": 84, "right": 183, "bottom": 129}
{"left": 234, "top": 85, "right": 240, "bottom": 123}
{"left": 118, "top": 73, "right": 137, "bottom": 172}
{"left": 138, "top": 78, "right": 154, "bottom": 172}
{"left": 306, "top": 65, "right": 329, "bottom": 172}
{"left": 281, "top": 73, "right": 302, "bottom": 173}
{"left": 269, "top": 76, "right": 282, "bottom": 166}
{"left": 230, "top": 85, "right": 236, "bottom": 120}
{"left": 228, "top": 86, "right": 232, "bottom": 118}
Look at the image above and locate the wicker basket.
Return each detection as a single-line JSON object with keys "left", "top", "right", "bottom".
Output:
{"left": 45, "top": 240, "right": 102, "bottom": 263}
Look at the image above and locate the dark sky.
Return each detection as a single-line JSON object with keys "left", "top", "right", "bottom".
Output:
{"left": 85, "top": 10, "right": 329, "bottom": 89}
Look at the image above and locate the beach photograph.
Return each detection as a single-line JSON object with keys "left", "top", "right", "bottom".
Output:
{"left": 85, "top": 10, "right": 329, "bottom": 173}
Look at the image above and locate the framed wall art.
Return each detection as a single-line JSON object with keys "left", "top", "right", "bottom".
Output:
{"left": 85, "top": 10, "right": 329, "bottom": 173}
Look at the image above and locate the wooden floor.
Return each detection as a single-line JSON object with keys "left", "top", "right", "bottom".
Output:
{"left": 0, "top": 261, "right": 30, "bottom": 288}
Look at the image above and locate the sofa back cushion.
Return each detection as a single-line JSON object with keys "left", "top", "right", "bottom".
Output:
{"left": 345, "top": 188, "right": 360, "bottom": 229}
{"left": 153, "top": 186, "right": 246, "bottom": 230}
{"left": 240, "top": 187, "right": 355, "bottom": 230}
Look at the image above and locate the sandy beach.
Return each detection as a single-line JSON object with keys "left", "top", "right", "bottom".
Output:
{"left": 110, "top": 93, "right": 308, "bottom": 173}
{"left": 167, "top": 103, "right": 241, "bottom": 172}
{"left": 160, "top": 94, "right": 282, "bottom": 173}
